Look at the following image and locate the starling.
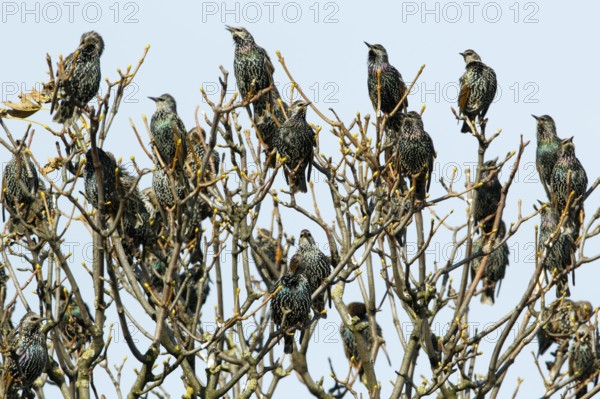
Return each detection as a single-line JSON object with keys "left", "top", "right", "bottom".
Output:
{"left": 178, "top": 265, "right": 210, "bottom": 315}
{"left": 290, "top": 229, "right": 331, "bottom": 318}
{"left": 550, "top": 137, "right": 588, "bottom": 237}
{"left": 471, "top": 221, "right": 509, "bottom": 305}
{"left": 52, "top": 31, "right": 104, "bottom": 126}
{"left": 226, "top": 26, "right": 275, "bottom": 106}
{"left": 2, "top": 150, "right": 39, "bottom": 222}
{"left": 149, "top": 94, "right": 188, "bottom": 172}
{"left": 537, "top": 299, "right": 592, "bottom": 357}
{"left": 340, "top": 302, "right": 384, "bottom": 381}
{"left": 118, "top": 171, "right": 155, "bottom": 258}
{"left": 58, "top": 288, "right": 93, "bottom": 351}
{"left": 533, "top": 115, "right": 561, "bottom": 201}
{"left": 569, "top": 324, "right": 597, "bottom": 398}
{"left": 393, "top": 111, "right": 436, "bottom": 201}
{"left": 538, "top": 203, "right": 575, "bottom": 297}
{"left": 458, "top": 49, "right": 497, "bottom": 133}
{"left": 152, "top": 166, "right": 185, "bottom": 209}
{"left": 270, "top": 254, "right": 311, "bottom": 354}
{"left": 253, "top": 88, "right": 289, "bottom": 168}
{"left": 251, "top": 228, "right": 287, "bottom": 288}
{"left": 84, "top": 147, "right": 120, "bottom": 212}
{"left": 365, "top": 42, "right": 408, "bottom": 130}
{"left": 1, "top": 312, "right": 49, "bottom": 396}
{"left": 474, "top": 158, "right": 502, "bottom": 233}
{"left": 274, "top": 100, "right": 316, "bottom": 194}
{"left": 186, "top": 127, "right": 220, "bottom": 180}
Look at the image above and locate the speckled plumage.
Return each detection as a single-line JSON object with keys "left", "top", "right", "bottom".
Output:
{"left": 458, "top": 50, "right": 497, "bottom": 133}
{"left": 253, "top": 88, "right": 289, "bottom": 168}
{"left": 471, "top": 221, "right": 509, "bottom": 305}
{"left": 251, "top": 228, "right": 286, "bottom": 288}
{"left": 270, "top": 257, "right": 311, "bottom": 354}
{"left": 340, "top": 302, "right": 384, "bottom": 380}
{"left": 2, "top": 312, "right": 48, "bottom": 396}
{"left": 537, "top": 299, "right": 592, "bottom": 357}
{"left": 393, "top": 111, "right": 436, "bottom": 200}
{"left": 290, "top": 230, "right": 331, "bottom": 317}
{"left": 569, "top": 324, "right": 597, "bottom": 398}
{"left": 274, "top": 101, "right": 315, "bottom": 193}
{"left": 2, "top": 151, "right": 39, "bottom": 222}
{"left": 365, "top": 43, "right": 407, "bottom": 130}
{"left": 52, "top": 31, "right": 103, "bottom": 126}
{"left": 84, "top": 147, "right": 120, "bottom": 212}
{"left": 149, "top": 94, "right": 188, "bottom": 172}
{"left": 186, "top": 127, "right": 220, "bottom": 179}
{"left": 151, "top": 166, "right": 185, "bottom": 209}
{"left": 533, "top": 115, "right": 561, "bottom": 201}
{"left": 474, "top": 158, "right": 502, "bottom": 233}
{"left": 551, "top": 137, "right": 588, "bottom": 238}
{"left": 58, "top": 289, "right": 93, "bottom": 351}
{"left": 539, "top": 203, "right": 575, "bottom": 297}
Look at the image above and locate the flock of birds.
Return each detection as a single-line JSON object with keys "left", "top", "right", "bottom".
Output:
{"left": 0, "top": 26, "right": 596, "bottom": 397}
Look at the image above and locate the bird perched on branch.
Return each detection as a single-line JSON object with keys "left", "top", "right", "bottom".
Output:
{"left": 253, "top": 88, "right": 289, "bottom": 168}
{"left": 340, "top": 302, "right": 386, "bottom": 383}
{"left": 149, "top": 94, "right": 188, "bottom": 173}
{"left": 537, "top": 298, "right": 592, "bottom": 357}
{"left": 533, "top": 115, "right": 561, "bottom": 201}
{"left": 275, "top": 101, "right": 316, "bottom": 194}
{"left": 365, "top": 42, "right": 408, "bottom": 131}
{"left": 474, "top": 158, "right": 502, "bottom": 233}
{"left": 186, "top": 127, "right": 220, "bottom": 180}
{"left": 551, "top": 137, "right": 588, "bottom": 239}
{"left": 569, "top": 324, "right": 597, "bottom": 398}
{"left": 458, "top": 49, "right": 497, "bottom": 133}
{"left": 270, "top": 251, "right": 311, "bottom": 354}
{"left": 83, "top": 147, "right": 121, "bottom": 213}
{"left": 2, "top": 148, "right": 39, "bottom": 229}
{"left": 538, "top": 202, "right": 575, "bottom": 297}
{"left": 52, "top": 31, "right": 104, "bottom": 126}
{"left": 1, "top": 312, "right": 49, "bottom": 397}
{"left": 290, "top": 230, "right": 331, "bottom": 318}
{"left": 251, "top": 228, "right": 287, "bottom": 288}
{"left": 392, "top": 111, "right": 436, "bottom": 201}
{"left": 471, "top": 221, "right": 509, "bottom": 305}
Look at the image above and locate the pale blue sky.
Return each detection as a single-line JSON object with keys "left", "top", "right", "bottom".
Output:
{"left": 1, "top": 1, "right": 599, "bottom": 397}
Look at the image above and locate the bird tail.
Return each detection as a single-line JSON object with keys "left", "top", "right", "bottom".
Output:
{"left": 312, "top": 294, "right": 328, "bottom": 319}
{"left": 284, "top": 333, "right": 294, "bottom": 354}
{"left": 292, "top": 170, "right": 308, "bottom": 193}
{"left": 461, "top": 120, "right": 471, "bottom": 133}
{"left": 481, "top": 281, "right": 496, "bottom": 305}
{"left": 555, "top": 275, "right": 571, "bottom": 298}
{"left": 53, "top": 101, "right": 79, "bottom": 127}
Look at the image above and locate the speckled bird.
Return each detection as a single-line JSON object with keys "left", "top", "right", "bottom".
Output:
{"left": 149, "top": 94, "right": 188, "bottom": 172}
{"left": 270, "top": 254, "right": 311, "bottom": 354}
{"left": 471, "top": 221, "right": 509, "bottom": 305}
{"left": 533, "top": 115, "right": 561, "bottom": 201}
{"left": 2, "top": 150, "right": 39, "bottom": 222}
{"left": 474, "top": 158, "right": 502, "bottom": 233}
{"left": 569, "top": 324, "right": 597, "bottom": 398}
{"left": 253, "top": 88, "right": 289, "bottom": 168}
{"left": 290, "top": 230, "right": 331, "bottom": 318}
{"left": 84, "top": 147, "right": 120, "bottom": 213}
{"left": 58, "top": 288, "right": 93, "bottom": 351}
{"left": 538, "top": 203, "right": 575, "bottom": 298}
{"left": 52, "top": 31, "right": 104, "bottom": 126}
{"left": 537, "top": 299, "right": 593, "bottom": 357}
{"left": 340, "top": 302, "right": 384, "bottom": 381}
{"left": 551, "top": 137, "right": 588, "bottom": 237}
{"left": 251, "top": 228, "right": 287, "bottom": 288}
{"left": 1, "top": 312, "right": 49, "bottom": 396}
{"left": 365, "top": 42, "right": 408, "bottom": 131}
{"left": 226, "top": 26, "right": 275, "bottom": 106}
{"left": 274, "top": 101, "right": 315, "bottom": 193}
{"left": 394, "top": 111, "right": 436, "bottom": 201}
{"left": 151, "top": 166, "right": 185, "bottom": 209}
{"left": 458, "top": 49, "right": 497, "bottom": 133}
{"left": 186, "top": 127, "right": 220, "bottom": 179}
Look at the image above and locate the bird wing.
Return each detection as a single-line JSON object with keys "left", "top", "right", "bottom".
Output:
{"left": 458, "top": 77, "right": 470, "bottom": 114}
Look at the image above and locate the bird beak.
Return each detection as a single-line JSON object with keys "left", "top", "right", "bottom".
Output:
{"left": 568, "top": 136, "right": 574, "bottom": 142}
{"left": 364, "top": 41, "right": 372, "bottom": 48}
{"left": 531, "top": 114, "right": 539, "bottom": 120}
{"left": 225, "top": 25, "right": 235, "bottom": 32}
{"left": 459, "top": 52, "right": 464, "bottom": 57}
{"left": 148, "top": 96, "right": 158, "bottom": 102}
{"left": 304, "top": 101, "right": 312, "bottom": 107}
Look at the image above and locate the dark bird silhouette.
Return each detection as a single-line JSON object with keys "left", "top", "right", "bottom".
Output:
{"left": 569, "top": 324, "right": 597, "bottom": 398}
{"left": 537, "top": 299, "right": 592, "bottom": 357}
{"left": 290, "top": 230, "right": 331, "bottom": 318}
{"left": 83, "top": 147, "right": 120, "bottom": 213}
{"left": 251, "top": 228, "right": 287, "bottom": 288}
{"left": 538, "top": 203, "right": 575, "bottom": 297}
{"left": 474, "top": 158, "right": 502, "bottom": 233}
{"left": 393, "top": 111, "right": 436, "bottom": 201}
{"left": 149, "top": 94, "right": 188, "bottom": 172}
{"left": 551, "top": 137, "right": 588, "bottom": 238}
{"left": 365, "top": 42, "right": 408, "bottom": 131}
{"left": 533, "top": 115, "right": 561, "bottom": 201}
{"left": 52, "top": 31, "right": 104, "bottom": 126}
{"left": 458, "top": 49, "right": 497, "bottom": 133}
{"left": 275, "top": 101, "right": 316, "bottom": 193}
{"left": 471, "top": 221, "right": 509, "bottom": 305}
{"left": 340, "top": 302, "right": 385, "bottom": 382}
{"left": 2, "top": 312, "right": 49, "bottom": 397}
{"left": 270, "top": 252, "right": 311, "bottom": 354}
